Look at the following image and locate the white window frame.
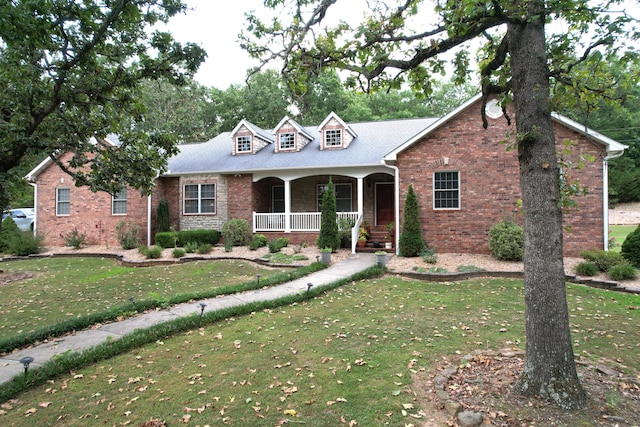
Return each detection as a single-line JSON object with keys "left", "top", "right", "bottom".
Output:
{"left": 183, "top": 183, "right": 216, "bottom": 214}
{"left": 56, "top": 188, "right": 70, "bottom": 216}
{"left": 112, "top": 188, "right": 127, "bottom": 215}
{"left": 324, "top": 129, "right": 342, "bottom": 147}
{"left": 317, "top": 182, "right": 352, "bottom": 212}
{"left": 433, "top": 171, "right": 460, "bottom": 210}
{"left": 279, "top": 132, "right": 295, "bottom": 150}
{"left": 236, "top": 135, "right": 252, "bottom": 153}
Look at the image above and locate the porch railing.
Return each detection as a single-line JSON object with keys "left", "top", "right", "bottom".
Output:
{"left": 253, "top": 211, "right": 359, "bottom": 232}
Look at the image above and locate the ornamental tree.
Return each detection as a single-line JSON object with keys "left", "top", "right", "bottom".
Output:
{"left": 0, "top": 0, "right": 206, "bottom": 216}
{"left": 241, "top": 0, "right": 639, "bottom": 409}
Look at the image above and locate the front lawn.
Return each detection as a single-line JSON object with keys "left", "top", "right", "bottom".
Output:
{"left": 609, "top": 224, "right": 637, "bottom": 252}
{"left": 1, "top": 276, "right": 638, "bottom": 426}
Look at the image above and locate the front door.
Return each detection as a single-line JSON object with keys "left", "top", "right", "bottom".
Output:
{"left": 375, "top": 182, "right": 394, "bottom": 225}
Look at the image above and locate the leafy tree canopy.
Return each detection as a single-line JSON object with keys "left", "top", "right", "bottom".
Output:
{"left": 0, "top": 0, "right": 206, "bottom": 212}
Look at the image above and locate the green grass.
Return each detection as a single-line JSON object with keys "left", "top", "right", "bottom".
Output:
{"left": 608, "top": 225, "right": 637, "bottom": 252}
{"left": 0, "top": 258, "right": 287, "bottom": 339}
{"left": 1, "top": 276, "right": 638, "bottom": 426}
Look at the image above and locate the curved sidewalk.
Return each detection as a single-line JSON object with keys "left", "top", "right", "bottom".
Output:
{"left": 0, "top": 253, "right": 377, "bottom": 385}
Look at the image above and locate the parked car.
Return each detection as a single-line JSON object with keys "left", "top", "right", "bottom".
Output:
{"left": 2, "top": 208, "right": 35, "bottom": 231}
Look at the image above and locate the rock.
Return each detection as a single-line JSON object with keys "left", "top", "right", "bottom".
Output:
{"left": 444, "top": 400, "right": 462, "bottom": 416}
{"left": 457, "top": 410, "right": 484, "bottom": 426}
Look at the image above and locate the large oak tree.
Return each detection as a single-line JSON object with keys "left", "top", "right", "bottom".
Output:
{"left": 241, "top": 0, "right": 638, "bottom": 409}
{"left": 0, "top": 0, "right": 206, "bottom": 213}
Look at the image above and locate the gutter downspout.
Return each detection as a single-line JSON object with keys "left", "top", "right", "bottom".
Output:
{"left": 29, "top": 182, "right": 37, "bottom": 236}
{"left": 147, "top": 194, "right": 152, "bottom": 246}
{"left": 603, "top": 151, "right": 625, "bottom": 251}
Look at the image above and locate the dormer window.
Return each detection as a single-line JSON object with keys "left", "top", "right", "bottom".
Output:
{"left": 325, "top": 129, "right": 342, "bottom": 147}
{"left": 279, "top": 132, "right": 295, "bottom": 150}
{"left": 236, "top": 135, "right": 252, "bottom": 153}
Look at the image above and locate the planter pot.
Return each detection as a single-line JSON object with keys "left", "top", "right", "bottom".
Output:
{"left": 375, "top": 253, "right": 387, "bottom": 267}
{"left": 357, "top": 240, "right": 366, "bottom": 248}
{"left": 320, "top": 251, "right": 331, "bottom": 264}
{"left": 384, "top": 242, "right": 392, "bottom": 249}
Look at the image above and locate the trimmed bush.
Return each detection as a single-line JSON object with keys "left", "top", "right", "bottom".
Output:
{"left": 575, "top": 261, "right": 598, "bottom": 277}
{"left": 608, "top": 262, "right": 638, "bottom": 281}
{"left": 172, "top": 248, "right": 186, "bottom": 258}
{"left": 268, "top": 237, "right": 289, "bottom": 253}
{"left": 580, "top": 249, "right": 626, "bottom": 272}
{"left": 249, "top": 234, "right": 268, "bottom": 250}
{"left": 316, "top": 178, "right": 341, "bottom": 251}
{"left": 138, "top": 245, "right": 163, "bottom": 259}
{"left": 399, "top": 184, "right": 424, "bottom": 257}
{"left": 488, "top": 220, "right": 524, "bottom": 261}
{"left": 155, "top": 229, "right": 220, "bottom": 248}
{"left": 222, "top": 219, "right": 251, "bottom": 247}
{"left": 621, "top": 224, "right": 640, "bottom": 267}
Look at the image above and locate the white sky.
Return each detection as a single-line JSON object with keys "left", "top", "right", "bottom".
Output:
{"left": 163, "top": 1, "right": 640, "bottom": 90}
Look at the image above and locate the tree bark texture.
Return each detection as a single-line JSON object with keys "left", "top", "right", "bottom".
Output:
{"left": 508, "top": 9, "right": 587, "bottom": 409}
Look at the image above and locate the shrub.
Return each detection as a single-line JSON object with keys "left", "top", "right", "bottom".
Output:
{"left": 420, "top": 248, "right": 437, "bottom": 264}
{"left": 8, "top": 232, "right": 42, "bottom": 256}
{"left": 338, "top": 217, "right": 356, "bottom": 249}
{"left": 222, "top": 218, "right": 251, "bottom": 247}
{"left": 172, "top": 248, "right": 186, "bottom": 258}
{"left": 580, "top": 249, "right": 626, "bottom": 272}
{"left": 249, "top": 234, "right": 268, "bottom": 250}
{"left": 575, "top": 261, "right": 598, "bottom": 277}
{"left": 155, "top": 231, "right": 177, "bottom": 248}
{"left": 621, "top": 224, "right": 640, "bottom": 267}
{"left": 0, "top": 216, "right": 21, "bottom": 253}
{"left": 399, "top": 184, "right": 424, "bottom": 257}
{"left": 115, "top": 221, "right": 140, "bottom": 250}
{"left": 316, "top": 178, "right": 341, "bottom": 251}
{"left": 608, "top": 263, "right": 637, "bottom": 281}
{"left": 156, "top": 200, "right": 171, "bottom": 233}
{"left": 155, "top": 229, "right": 220, "bottom": 248}
{"left": 184, "top": 241, "right": 198, "bottom": 253}
{"left": 268, "top": 237, "right": 289, "bottom": 253}
{"left": 197, "top": 243, "right": 212, "bottom": 254}
{"left": 138, "top": 245, "right": 163, "bottom": 259}
{"left": 64, "top": 227, "right": 87, "bottom": 250}
{"left": 488, "top": 220, "right": 524, "bottom": 261}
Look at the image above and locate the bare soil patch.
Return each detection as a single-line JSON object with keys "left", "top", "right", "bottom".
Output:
{"left": 414, "top": 352, "right": 640, "bottom": 426}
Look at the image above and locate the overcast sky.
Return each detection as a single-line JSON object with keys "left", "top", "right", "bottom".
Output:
{"left": 163, "top": 1, "right": 640, "bottom": 90}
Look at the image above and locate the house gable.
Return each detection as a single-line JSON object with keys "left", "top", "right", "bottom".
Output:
{"left": 272, "top": 116, "right": 314, "bottom": 153}
{"left": 317, "top": 112, "right": 357, "bottom": 150}
{"left": 230, "top": 119, "right": 274, "bottom": 155}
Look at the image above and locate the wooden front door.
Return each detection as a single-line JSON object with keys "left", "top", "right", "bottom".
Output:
{"left": 375, "top": 182, "right": 394, "bottom": 225}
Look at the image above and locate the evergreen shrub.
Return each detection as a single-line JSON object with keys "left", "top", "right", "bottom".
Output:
{"left": 621, "top": 225, "right": 640, "bottom": 267}
{"left": 399, "top": 184, "right": 424, "bottom": 257}
{"left": 222, "top": 219, "right": 251, "bottom": 247}
{"left": 488, "top": 220, "right": 524, "bottom": 261}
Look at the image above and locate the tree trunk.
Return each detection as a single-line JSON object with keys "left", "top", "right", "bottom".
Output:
{"left": 508, "top": 8, "right": 587, "bottom": 409}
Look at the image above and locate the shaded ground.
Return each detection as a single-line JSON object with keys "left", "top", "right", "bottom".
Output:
{"left": 414, "top": 352, "right": 640, "bottom": 426}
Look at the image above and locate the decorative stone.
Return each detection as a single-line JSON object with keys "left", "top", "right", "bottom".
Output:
{"left": 457, "top": 410, "right": 484, "bottom": 426}
{"left": 435, "top": 389, "right": 450, "bottom": 401}
{"left": 444, "top": 400, "right": 462, "bottom": 416}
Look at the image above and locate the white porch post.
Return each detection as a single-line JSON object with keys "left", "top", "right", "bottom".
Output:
{"left": 357, "top": 177, "right": 364, "bottom": 219}
{"left": 284, "top": 179, "right": 291, "bottom": 232}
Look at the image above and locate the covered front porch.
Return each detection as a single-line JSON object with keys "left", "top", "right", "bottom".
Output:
{"left": 250, "top": 168, "right": 396, "bottom": 253}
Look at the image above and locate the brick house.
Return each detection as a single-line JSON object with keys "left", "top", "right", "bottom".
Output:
{"left": 27, "top": 95, "right": 626, "bottom": 256}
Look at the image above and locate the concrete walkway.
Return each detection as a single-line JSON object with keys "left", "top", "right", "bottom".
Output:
{"left": 0, "top": 253, "right": 377, "bottom": 385}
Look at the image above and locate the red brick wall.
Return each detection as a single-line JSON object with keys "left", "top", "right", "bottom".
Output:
{"left": 396, "top": 101, "right": 606, "bottom": 257}
{"left": 228, "top": 174, "right": 254, "bottom": 223}
{"left": 34, "top": 152, "right": 150, "bottom": 247}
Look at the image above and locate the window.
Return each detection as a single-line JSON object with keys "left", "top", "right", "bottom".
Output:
{"left": 56, "top": 188, "right": 70, "bottom": 216}
{"left": 324, "top": 129, "right": 342, "bottom": 147}
{"left": 279, "top": 132, "right": 295, "bottom": 150}
{"left": 236, "top": 135, "right": 251, "bottom": 153}
{"left": 433, "top": 171, "right": 460, "bottom": 209}
{"left": 317, "top": 183, "right": 352, "bottom": 212}
{"left": 112, "top": 188, "right": 127, "bottom": 215}
{"left": 184, "top": 184, "right": 216, "bottom": 214}
{"left": 272, "top": 185, "right": 285, "bottom": 213}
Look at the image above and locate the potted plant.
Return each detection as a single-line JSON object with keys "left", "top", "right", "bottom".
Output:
{"left": 384, "top": 221, "right": 395, "bottom": 249}
{"left": 375, "top": 250, "right": 387, "bottom": 267}
{"left": 320, "top": 247, "right": 332, "bottom": 264}
{"left": 357, "top": 225, "right": 369, "bottom": 248}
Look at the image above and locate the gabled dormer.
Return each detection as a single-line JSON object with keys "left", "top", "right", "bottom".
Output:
{"left": 272, "top": 116, "right": 314, "bottom": 153}
{"left": 317, "top": 112, "right": 357, "bottom": 150}
{"left": 230, "top": 119, "right": 274, "bottom": 155}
